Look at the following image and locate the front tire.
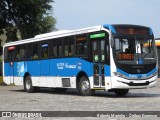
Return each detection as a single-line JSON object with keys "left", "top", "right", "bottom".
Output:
{"left": 78, "top": 76, "right": 94, "bottom": 96}
{"left": 24, "top": 76, "right": 35, "bottom": 93}
{"left": 114, "top": 89, "right": 129, "bottom": 96}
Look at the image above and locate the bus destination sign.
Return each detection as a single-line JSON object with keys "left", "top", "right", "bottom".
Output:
{"left": 117, "top": 53, "right": 134, "bottom": 60}
{"left": 115, "top": 27, "right": 148, "bottom": 35}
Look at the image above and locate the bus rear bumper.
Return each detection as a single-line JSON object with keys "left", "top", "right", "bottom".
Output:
{"left": 111, "top": 75, "right": 158, "bottom": 89}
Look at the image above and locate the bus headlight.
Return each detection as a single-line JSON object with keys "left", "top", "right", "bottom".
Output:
{"left": 150, "top": 72, "right": 157, "bottom": 78}
{"left": 113, "top": 72, "right": 125, "bottom": 78}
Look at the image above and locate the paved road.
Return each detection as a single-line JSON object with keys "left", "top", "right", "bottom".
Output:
{"left": 0, "top": 79, "right": 160, "bottom": 119}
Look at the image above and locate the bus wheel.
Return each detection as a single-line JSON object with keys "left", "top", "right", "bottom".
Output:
{"left": 78, "top": 76, "right": 94, "bottom": 96}
{"left": 114, "top": 89, "right": 129, "bottom": 96}
{"left": 24, "top": 76, "right": 35, "bottom": 93}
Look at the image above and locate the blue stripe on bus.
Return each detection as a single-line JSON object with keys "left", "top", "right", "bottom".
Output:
{"left": 103, "top": 24, "right": 116, "bottom": 34}
{"left": 105, "top": 64, "right": 111, "bottom": 76}
{"left": 4, "top": 58, "right": 111, "bottom": 77}
{"left": 117, "top": 68, "right": 157, "bottom": 78}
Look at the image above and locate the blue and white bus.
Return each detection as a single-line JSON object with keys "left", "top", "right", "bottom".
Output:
{"left": 3, "top": 24, "right": 158, "bottom": 96}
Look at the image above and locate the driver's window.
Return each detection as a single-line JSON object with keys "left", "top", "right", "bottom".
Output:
{"left": 122, "top": 39, "right": 129, "bottom": 53}
{"left": 115, "top": 38, "right": 120, "bottom": 51}
{"left": 115, "top": 38, "right": 119, "bottom": 55}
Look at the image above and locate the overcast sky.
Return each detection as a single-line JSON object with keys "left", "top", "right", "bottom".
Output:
{"left": 52, "top": 0, "right": 160, "bottom": 38}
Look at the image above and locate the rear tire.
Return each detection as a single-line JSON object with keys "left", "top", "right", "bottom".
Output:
{"left": 24, "top": 76, "right": 35, "bottom": 93}
{"left": 77, "top": 76, "right": 94, "bottom": 96}
{"left": 114, "top": 89, "right": 129, "bottom": 96}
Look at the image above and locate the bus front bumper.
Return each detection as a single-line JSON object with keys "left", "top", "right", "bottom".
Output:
{"left": 111, "top": 75, "right": 158, "bottom": 89}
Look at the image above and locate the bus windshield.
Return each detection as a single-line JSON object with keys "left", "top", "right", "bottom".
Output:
{"left": 113, "top": 36, "right": 156, "bottom": 64}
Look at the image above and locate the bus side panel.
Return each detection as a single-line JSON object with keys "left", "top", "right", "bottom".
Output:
{"left": 104, "top": 65, "right": 112, "bottom": 89}
{"left": 104, "top": 65, "right": 111, "bottom": 76}
{"left": 14, "top": 62, "right": 27, "bottom": 77}
{"left": 27, "top": 61, "right": 40, "bottom": 76}
{"left": 4, "top": 62, "right": 28, "bottom": 85}
{"left": 50, "top": 58, "right": 93, "bottom": 77}
{"left": 40, "top": 60, "right": 50, "bottom": 75}
{"left": 4, "top": 63, "right": 13, "bottom": 76}
{"left": 13, "top": 62, "right": 26, "bottom": 85}
{"left": 3, "top": 63, "right": 14, "bottom": 84}
{"left": 39, "top": 60, "right": 50, "bottom": 87}
{"left": 49, "top": 58, "right": 93, "bottom": 88}
{"left": 27, "top": 61, "right": 40, "bottom": 86}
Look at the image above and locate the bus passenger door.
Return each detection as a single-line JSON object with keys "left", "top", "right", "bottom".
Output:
{"left": 92, "top": 40, "right": 105, "bottom": 87}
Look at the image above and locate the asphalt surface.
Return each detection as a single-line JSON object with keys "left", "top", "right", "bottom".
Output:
{"left": 0, "top": 79, "right": 160, "bottom": 119}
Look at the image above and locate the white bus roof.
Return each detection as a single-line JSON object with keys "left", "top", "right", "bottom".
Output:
{"left": 34, "top": 30, "right": 71, "bottom": 38}
{"left": 4, "top": 25, "right": 104, "bottom": 47}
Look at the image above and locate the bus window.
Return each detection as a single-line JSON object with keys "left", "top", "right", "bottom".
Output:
{"left": 32, "top": 43, "right": 39, "bottom": 60}
{"left": 63, "top": 37, "right": 74, "bottom": 56}
{"left": 15, "top": 45, "right": 26, "bottom": 61}
{"left": 41, "top": 42, "right": 49, "bottom": 59}
{"left": 63, "top": 38, "right": 69, "bottom": 56}
{"left": 69, "top": 37, "right": 74, "bottom": 56}
{"left": 26, "top": 43, "right": 33, "bottom": 60}
{"left": 15, "top": 46, "right": 20, "bottom": 61}
{"left": 4, "top": 46, "right": 15, "bottom": 63}
{"left": 76, "top": 34, "right": 87, "bottom": 56}
{"left": 21, "top": 45, "right": 26, "bottom": 60}
{"left": 57, "top": 38, "right": 62, "bottom": 57}
{"left": 50, "top": 39, "right": 57, "bottom": 57}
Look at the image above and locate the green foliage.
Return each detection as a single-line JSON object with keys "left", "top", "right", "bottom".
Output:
{"left": 0, "top": 0, "right": 56, "bottom": 40}
{"left": 5, "top": 27, "right": 18, "bottom": 42}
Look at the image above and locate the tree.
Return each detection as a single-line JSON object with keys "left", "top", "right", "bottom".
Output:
{"left": 0, "top": 0, "right": 56, "bottom": 41}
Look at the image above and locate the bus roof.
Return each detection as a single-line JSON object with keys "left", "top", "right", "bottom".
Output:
{"left": 3, "top": 24, "right": 153, "bottom": 47}
{"left": 3, "top": 25, "right": 105, "bottom": 47}
{"left": 34, "top": 30, "right": 71, "bottom": 38}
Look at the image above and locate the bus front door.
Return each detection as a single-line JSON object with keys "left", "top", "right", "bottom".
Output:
{"left": 92, "top": 40, "right": 105, "bottom": 87}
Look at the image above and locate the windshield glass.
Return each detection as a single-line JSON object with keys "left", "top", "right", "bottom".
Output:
{"left": 113, "top": 36, "right": 156, "bottom": 64}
